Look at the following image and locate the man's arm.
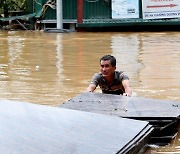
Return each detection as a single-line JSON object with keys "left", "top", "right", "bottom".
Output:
{"left": 122, "top": 80, "right": 132, "bottom": 96}
{"left": 87, "top": 73, "right": 99, "bottom": 92}
{"left": 87, "top": 84, "right": 96, "bottom": 92}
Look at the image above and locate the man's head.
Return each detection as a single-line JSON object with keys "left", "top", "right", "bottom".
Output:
{"left": 100, "top": 55, "right": 116, "bottom": 78}
{"left": 100, "top": 55, "right": 116, "bottom": 67}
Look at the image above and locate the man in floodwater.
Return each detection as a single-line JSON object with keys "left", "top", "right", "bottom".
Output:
{"left": 87, "top": 55, "right": 132, "bottom": 96}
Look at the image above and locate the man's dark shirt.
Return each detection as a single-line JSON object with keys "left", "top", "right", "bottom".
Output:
{"left": 90, "top": 71, "right": 129, "bottom": 95}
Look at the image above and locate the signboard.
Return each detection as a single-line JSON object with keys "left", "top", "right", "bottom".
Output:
{"left": 112, "top": 0, "right": 139, "bottom": 19}
{"left": 142, "top": 0, "right": 180, "bottom": 19}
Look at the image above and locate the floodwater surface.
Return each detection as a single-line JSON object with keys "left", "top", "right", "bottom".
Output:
{"left": 0, "top": 30, "right": 179, "bottom": 153}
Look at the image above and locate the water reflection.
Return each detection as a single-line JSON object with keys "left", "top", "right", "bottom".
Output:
{"left": 137, "top": 32, "right": 180, "bottom": 101}
{"left": 111, "top": 33, "right": 142, "bottom": 94}
{"left": 56, "top": 34, "right": 64, "bottom": 100}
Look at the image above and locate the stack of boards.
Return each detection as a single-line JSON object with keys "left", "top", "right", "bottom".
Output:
{"left": 0, "top": 92, "right": 179, "bottom": 153}
{"left": 61, "top": 92, "right": 180, "bottom": 145}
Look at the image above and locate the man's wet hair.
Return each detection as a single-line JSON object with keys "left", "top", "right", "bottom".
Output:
{"left": 100, "top": 55, "right": 116, "bottom": 67}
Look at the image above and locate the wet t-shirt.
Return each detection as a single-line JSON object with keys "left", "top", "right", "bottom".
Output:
{"left": 90, "top": 71, "right": 129, "bottom": 95}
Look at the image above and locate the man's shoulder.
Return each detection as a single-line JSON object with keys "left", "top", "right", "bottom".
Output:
{"left": 115, "top": 71, "right": 129, "bottom": 80}
{"left": 91, "top": 72, "right": 102, "bottom": 85}
{"left": 93, "top": 72, "right": 102, "bottom": 79}
{"left": 115, "top": 71, "right": 124, "bottom": 76}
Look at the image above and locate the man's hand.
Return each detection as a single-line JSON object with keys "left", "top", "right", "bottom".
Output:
{"left": 122, "top": 80, "right": 132, "bottom": 96}
{"left": 87, "top": 84, "right": 96, "bottom": 92}
{"left": 123, "top": 93, "right": 130, "bottom": 96}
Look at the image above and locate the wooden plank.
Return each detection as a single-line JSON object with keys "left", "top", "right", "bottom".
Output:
{"left": 0, "top": 100, "right": 152, "bottom": 154}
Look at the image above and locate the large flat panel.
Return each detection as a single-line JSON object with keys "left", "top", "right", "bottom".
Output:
{"left": 61, "top": 92, "right": 180, "bottom": 118}
{"left": 0, "top": 100, "right": 152, "bottom": 154}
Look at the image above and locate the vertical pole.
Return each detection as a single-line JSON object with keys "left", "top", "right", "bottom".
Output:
{"left": 77, "top": 0, "right": 83, "bottom": 31}
{"left": 57, "top": 0, "right": 63, "bottom": 29}
{"left": 77, "top": 0, "right": 83, "bottom": 23}
{"left": 139, "top": 0, "right": 142, "bottom": 19}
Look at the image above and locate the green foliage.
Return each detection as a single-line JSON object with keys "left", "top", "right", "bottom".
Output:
{"left": 0, "top": 0, "right": 27, "bottom": 16}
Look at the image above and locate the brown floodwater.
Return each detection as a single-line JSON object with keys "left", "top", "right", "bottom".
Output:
{"left": 0, "top": 30, "right": 179, "bottom": 153}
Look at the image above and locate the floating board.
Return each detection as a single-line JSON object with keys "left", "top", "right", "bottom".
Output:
{"left": 0, "top": 100, "right": 153, "bottom": 154}
{"left": 61, "top": 93, "right": 180, "bottom": 119}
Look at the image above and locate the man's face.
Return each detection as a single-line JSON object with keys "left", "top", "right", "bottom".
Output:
{"left": 100, "top": 60, "right": 116, "bottom": 77}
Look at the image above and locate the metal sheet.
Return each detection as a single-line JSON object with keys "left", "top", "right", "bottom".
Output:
{"left": 61, "top": 92, "right": 180, "bottom": 119}
{"left": 0, "top": 100, "right": 152, "bottom": 154}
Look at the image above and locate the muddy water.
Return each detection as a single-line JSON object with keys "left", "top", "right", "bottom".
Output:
{"left": 0, "top": 31, "right": 179, "bottom": 153}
